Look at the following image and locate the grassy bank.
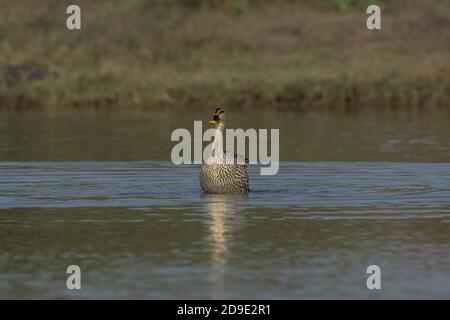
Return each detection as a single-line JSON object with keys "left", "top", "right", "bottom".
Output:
{"left": 0, "top": 0, "right": 449, "bottom": 111}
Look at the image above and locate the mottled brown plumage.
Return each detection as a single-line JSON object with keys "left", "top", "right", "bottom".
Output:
{"left": 200, "top": 163, "right": 249, "bottom": 194}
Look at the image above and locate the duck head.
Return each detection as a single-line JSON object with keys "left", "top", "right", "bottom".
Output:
{"left": 208, "top": 107, "right": 226, "bottom": 129}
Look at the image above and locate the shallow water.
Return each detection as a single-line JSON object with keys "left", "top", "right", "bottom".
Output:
{"left": 0, "top": 110, "right": 449, "bottom": 299}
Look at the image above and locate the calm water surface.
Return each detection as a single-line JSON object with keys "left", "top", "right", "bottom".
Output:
{"left": 0, "top": 110, "right": 449, "bottom": 299}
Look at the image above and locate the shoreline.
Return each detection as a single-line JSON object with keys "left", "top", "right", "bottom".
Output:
{"left": 1, "top": 77, "right": 448, "bottom": 111}
{"left": 1, "top": 1, "right": 449, "bottom": 111}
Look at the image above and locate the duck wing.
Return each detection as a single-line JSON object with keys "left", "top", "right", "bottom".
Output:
{"left": 224, "top": 151, "right": 248, "bottom": 166}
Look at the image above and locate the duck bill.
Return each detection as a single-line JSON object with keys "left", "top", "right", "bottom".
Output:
{"left": 208, "top": 120, "right": 219, "bottom": 125}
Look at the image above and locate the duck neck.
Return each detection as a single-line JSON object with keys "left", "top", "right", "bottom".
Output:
{"left": 211, "top": 122, "right": 225, "bottom": 159}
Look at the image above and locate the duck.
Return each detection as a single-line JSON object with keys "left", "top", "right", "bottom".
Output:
{"left": 200, "top": 108, "right": 249, "bottom": 194}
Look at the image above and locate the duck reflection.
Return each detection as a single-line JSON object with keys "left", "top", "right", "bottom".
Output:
{"left": 202, "top": 193, "right": 247, "bottom": 295}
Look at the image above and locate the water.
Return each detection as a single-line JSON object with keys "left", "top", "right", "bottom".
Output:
{"left": 0, "top": 110, "right": 449, "bottom": 299}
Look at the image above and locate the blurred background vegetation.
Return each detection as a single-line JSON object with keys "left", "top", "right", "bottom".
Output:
{"left": 0, "top": 0, "right": 449, "bottom": 111}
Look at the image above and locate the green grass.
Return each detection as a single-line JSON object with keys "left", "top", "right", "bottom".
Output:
{"left": 0, "top": 0, "right": 449, "bottom": 111}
